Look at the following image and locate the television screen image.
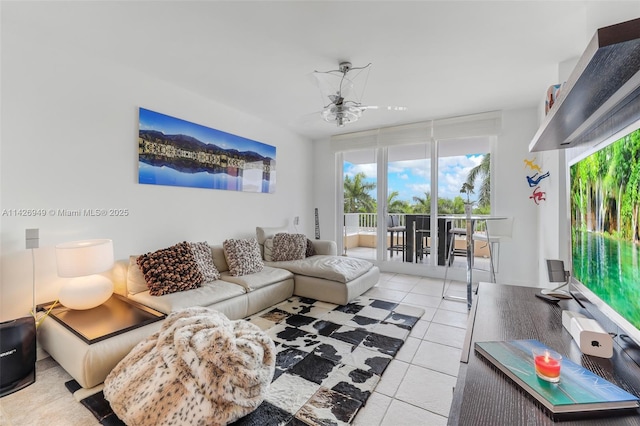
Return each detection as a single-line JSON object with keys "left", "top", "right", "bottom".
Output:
{"left": 569, "top": 123, "right": 640, "bottom": 345}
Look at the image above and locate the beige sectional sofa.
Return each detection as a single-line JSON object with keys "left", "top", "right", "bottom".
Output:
{"left": 123, "top": 245, "right": 295, "bottom": 321}
{"left": 40, "top": 231, "right": 379, "bottom": 389}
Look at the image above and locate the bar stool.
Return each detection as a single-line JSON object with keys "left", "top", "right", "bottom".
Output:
{"left": 473, "top": 217, "right": 513, "bottom": 283}
{"left": 387, "top": 215, "right": 406, "bottom": 260}
{"left": 414, "top": 215, "right": 431, "bottom": 262}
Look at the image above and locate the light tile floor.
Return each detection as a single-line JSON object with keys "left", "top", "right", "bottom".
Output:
{"left": 354, "top": 273, "right": 468, "bottom": 426}
{"left": 0, "top": 273, "right": 469, "bottom": 426}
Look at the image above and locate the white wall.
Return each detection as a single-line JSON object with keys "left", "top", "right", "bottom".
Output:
{"left": 312, "top": 139, "right": 337, "bottom": 241}
{"left": 488, "top": 107, "right": 542, "bottom": 286}
{"left": 1, "top": 27, "right": 314, "bottom": 320}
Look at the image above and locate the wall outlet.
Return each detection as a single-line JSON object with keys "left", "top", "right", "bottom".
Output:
{"left": 25, "top": 228, "right": 39, "bottom": 249}
{"left": 294, "top": 216, "right": 300, "bottom": 226}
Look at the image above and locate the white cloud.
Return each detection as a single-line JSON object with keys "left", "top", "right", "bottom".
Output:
{"left": 345, "top": 163, "right": 377, "bottom": 179}
{"left": 345, "top": 154, "right": 486, "bottom": 204}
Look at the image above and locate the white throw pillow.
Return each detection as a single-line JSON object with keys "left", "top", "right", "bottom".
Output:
{"left": 127, "top": 255, "right": 149, "bottom": 295}
{"left": 263, "top": 238, "right": 274, "bottom": 262}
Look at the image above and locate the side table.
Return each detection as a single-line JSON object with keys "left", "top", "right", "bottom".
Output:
{"left": 37, "top": 295, "right": 165, "bottom": 388}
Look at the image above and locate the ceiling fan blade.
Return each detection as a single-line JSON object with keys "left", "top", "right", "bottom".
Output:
{"left": 360, "top": 105, "right": 408, "bottom": 111}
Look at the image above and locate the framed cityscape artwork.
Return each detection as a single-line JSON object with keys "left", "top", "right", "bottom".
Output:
{"left": 138, "top": 108, "right": 276, "bottom": 193}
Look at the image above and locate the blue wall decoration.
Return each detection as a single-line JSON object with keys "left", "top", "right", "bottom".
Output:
{"left": 138, "top": 108, "right": 276, "bottom": 193}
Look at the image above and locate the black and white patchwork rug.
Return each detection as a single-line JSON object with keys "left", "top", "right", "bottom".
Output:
{"left": 66, "top": 296, "right": 424, "bottom": 426}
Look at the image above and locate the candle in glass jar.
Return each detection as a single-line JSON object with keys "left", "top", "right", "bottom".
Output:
{"left": 532, "top": 347, "right": 562, "bottom": 382}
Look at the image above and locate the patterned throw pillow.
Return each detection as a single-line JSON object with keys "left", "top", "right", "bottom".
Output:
{"left": 271, "top": 233, "right": 307, "bottom": 261}
{"left": 223, "top": 238, "right": 264, "bottom": 276}
{"left": 137, "top": 242, "right": 203, "bottom": 296}
{"left": 305, "top": 239, "right": 316, "bottom": 257}
{"left": 189, "top": 242, "right": 221, "bottom": 282}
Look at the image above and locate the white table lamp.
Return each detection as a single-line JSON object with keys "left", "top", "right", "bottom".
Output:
{"left": 55, "top": 239, "right": 114, "bottom": 310}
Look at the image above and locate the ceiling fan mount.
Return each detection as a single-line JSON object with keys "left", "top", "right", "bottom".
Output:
{"left": 338, "top": 61, "right": 352, "bottom": 73}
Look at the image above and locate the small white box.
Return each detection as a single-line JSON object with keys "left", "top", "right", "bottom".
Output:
{"left": 562, "top": 310, "right": 613, "bottom": 358}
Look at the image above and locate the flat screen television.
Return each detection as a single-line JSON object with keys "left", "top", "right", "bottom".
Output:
{"left": 569, "top": 120, "right": 640, "bottom": 347}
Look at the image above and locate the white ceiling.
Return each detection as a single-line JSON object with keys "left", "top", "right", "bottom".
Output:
{"left": 4, "top": 1, "right": 640, "bottom": 140}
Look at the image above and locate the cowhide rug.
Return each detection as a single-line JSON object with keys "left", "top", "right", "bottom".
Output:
{"left": 66, "top": 295, "right": 424, "bottom": 426}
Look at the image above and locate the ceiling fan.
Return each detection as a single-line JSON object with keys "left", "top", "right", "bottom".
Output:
{"left": 312, "top": 61, "right": 406, "bottom": 127}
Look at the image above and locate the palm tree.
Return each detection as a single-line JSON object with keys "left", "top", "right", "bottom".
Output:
{"left": 344, "top": 172, "right": 376, "bottom": 213}
{"left": 411, "top": 191, "right": 431, "bottom": 213}
{"left": 465, "top": 153, "right": 491, "bottom": 207}
{"left": 460, "top": 182, "right": 475, "bottom": 203}
{"left": 387, "top": 191, "right": 409, "bottom": 213}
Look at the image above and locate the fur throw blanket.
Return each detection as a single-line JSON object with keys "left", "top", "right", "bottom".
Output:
{"left": 104, "top": 307, "right": 275, "bottom": 426}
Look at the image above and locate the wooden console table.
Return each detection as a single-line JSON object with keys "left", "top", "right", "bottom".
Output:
{"left": 449, "top": 282, "right": 640, "bottom": 425}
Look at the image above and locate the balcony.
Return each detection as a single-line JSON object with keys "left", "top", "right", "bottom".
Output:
{"left": 343, "top": 213, "right": 491, "bottom": 263}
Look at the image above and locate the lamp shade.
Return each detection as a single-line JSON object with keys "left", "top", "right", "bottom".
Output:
{"left": 55, "top": 239, "right": 115, "bottom": 310}
{"left": 55, "top": 239, "right": 114, "bottom": 278}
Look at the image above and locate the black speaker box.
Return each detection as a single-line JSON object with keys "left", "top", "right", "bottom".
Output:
{"left": 0, "top": 316, "right": 36, "bottom": 398}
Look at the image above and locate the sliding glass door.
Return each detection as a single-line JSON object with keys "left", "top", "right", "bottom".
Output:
{"left": 342, "top": 149, "right": 378, "bottom": 260}
{"left": 338, "top": 133, "right": 493, "bottom": 276}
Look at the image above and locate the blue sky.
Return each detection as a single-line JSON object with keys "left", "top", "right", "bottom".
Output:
{"left": 139, "top": 108, "right": 276, "bottom": 159}
{"left": 345, "top": 154, "right": 485, "bottom": 202}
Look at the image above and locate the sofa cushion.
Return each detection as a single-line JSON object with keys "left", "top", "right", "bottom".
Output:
{"left": 263, "top": 238, "right": 274, "bottom": 262}
{"left": 137, "top": 242, "right": 203, "bottom": 296}
{"left": 266, "top": 256, "right": 373, "bottom": 283}
{"left": 223, "top": 238, "right": 264, "bottom": 276}
{"left": 305, "top": 239, "right": 316, "bottom": 257}
{"left": 271, "top": 233, "right": 307, "bottom": 262}
{"left": 220, "top": 266, "right": 294, "bottom": 291}
{"left": 129, "top": 280, "right": 246, "bottom": 314}
{"left": 210, "top": 245, "right": 230, "bottom": 273}
{"left": 127, "top": 256, "right": 149, "bottom": 295}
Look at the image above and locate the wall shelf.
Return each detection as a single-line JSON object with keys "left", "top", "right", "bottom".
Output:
{"left": 529, "top": 17, "right": 640, "bottom": 152}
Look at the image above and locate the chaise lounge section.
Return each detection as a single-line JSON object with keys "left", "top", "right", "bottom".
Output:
{"left": 256, "top": 226, "right": 380, "bottom": 305}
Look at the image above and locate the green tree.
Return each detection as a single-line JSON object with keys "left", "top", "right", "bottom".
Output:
{"left": 411, "top": 192, "right": 431, "bottom": 213}
{"left": 344, "top": 172, "right": 376, "bottom": 213}
{"left": 465, "top": 153, "right": 491, "bottom": 207}
{"left": 437, "top": 197, "right": 456, "bottom": 214}
{"left": 387, "top": 191, "right": 411, "bottom": 213}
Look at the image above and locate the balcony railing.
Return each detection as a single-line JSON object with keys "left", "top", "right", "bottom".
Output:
{"left": 344, "top": 213, "right": 471, "bottom": 234}
{"left": 343, "top": 213, "right": 489, "bottom": 257}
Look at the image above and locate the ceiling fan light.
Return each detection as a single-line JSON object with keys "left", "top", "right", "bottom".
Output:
{"left": 321, "top": 105, "right": 362, "bottom": 126}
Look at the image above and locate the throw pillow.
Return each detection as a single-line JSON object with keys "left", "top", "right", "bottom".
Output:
{"left": 137, "top": 242, "right": 203, "bottom": 296}
{"left": 305, "top": 239, "right": 316, "bottom": 257}
{"left": 223, "top": 238, "right": 264, "bottom": 276}
{"left": 126, "top": 256, "right": 149, "bottom": 295}
{"left": 271, "top": 233, "right": 307, "bottom": 261}
{"left": 189, "top": 242, "right": 220, "bottom": 282}
{"left": 255, "top": 225, "right": 288, "bottom": 258}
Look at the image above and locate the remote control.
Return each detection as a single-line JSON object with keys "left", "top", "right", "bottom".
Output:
{"left": 535, "top": 293, "right": 561, "bottom": 304}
